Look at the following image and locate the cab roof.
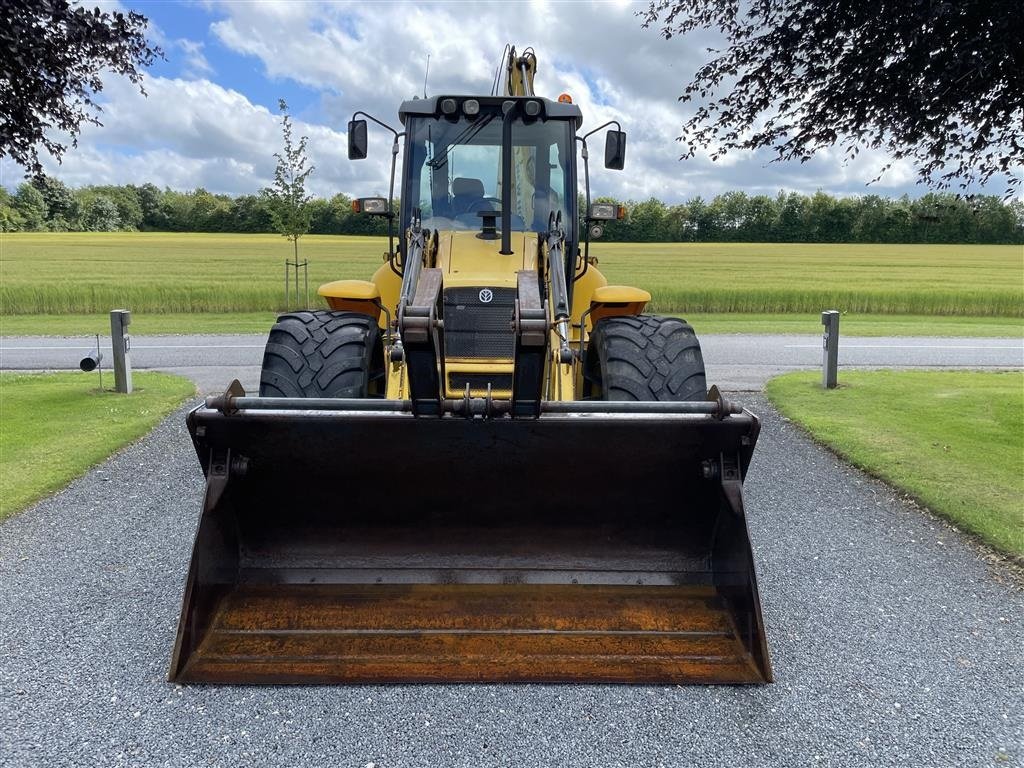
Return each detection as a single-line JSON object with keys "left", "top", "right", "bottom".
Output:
{"left": 398, "top": 95, "right": 583, "bottom": 128}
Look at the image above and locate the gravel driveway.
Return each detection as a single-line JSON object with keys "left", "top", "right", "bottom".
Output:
{"left": 1, "top": 396, "right": 1020, "bottom": 767}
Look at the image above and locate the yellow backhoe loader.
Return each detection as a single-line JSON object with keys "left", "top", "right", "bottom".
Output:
{"left": 170, "top": 47, "right": 772, "bottom": 684}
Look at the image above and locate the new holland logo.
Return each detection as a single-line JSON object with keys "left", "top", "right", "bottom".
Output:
{"left": 478, "top": 288, "right": 494, "bottom": 303}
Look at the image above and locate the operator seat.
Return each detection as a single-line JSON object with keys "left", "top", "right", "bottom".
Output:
{"left": 451, "top": 177, "right": 489, "bottom": 214}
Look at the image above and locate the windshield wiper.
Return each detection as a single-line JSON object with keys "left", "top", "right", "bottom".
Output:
{"left": 426, "top": 114, "right": 496, "bottom": 170}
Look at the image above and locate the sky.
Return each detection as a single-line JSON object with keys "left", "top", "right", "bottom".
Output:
{"left": 1, "top": 0, "right": 1008, "bottom": 202}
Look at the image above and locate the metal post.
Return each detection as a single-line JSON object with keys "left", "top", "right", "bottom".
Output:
{"left": 821, "top": 310, "right": 839, "bottom": 389}
{"left": 284, "top": 260, "right": 290, "bottom": 310}
{"left": 110, "top": 309, "right": 133, "bottom": 394}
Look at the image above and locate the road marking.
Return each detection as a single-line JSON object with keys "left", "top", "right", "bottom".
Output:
{"left": 0, "top": 344, "right": 264, "bottom": 350}
{"left": 784, "top": 344, "right": 1023, "bottom": 350}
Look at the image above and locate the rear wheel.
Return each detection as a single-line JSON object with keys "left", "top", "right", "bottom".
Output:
{"left": 583, "top": 314, "right": 706, "bottom": 401}
{"left": 259, "top": 311, "right": 385, "bottom": 398}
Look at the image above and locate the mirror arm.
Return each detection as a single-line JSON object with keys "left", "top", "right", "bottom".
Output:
{"left": 574, "top": 121, "right": 623, "bottom": 283}
{"left": 387, "top": 134, "right": 400, "bottom": 268}
{"left": 576, "top": 135, "right": 591, "bottom": 283}
{"left": 352, "top": 111, "right": 401, "bottom": 140}
{"left": 579, "top": 120, "right": 622, "bottom": 143}
{"left": 352, "top": 111, "right": 404, "bottom": 267}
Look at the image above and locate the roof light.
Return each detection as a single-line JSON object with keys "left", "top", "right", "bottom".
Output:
{"left": 558, "top": 93, "right": 573, "bottom": 104}
{"left": 524, "top": 100, "right": 541, "bottom": 117}
{"left": 440, "top": 98, "right": 457, "bottom": 115}
{"left": 463, "top": 99, "right": 480, "bottom": 116}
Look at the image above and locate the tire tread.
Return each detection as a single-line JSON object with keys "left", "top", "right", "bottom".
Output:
{"left": 585, "top": 315, "right": 706, "bottom": 401}
{"left": 259, "top": 311, "right": 384, "bottom": 398}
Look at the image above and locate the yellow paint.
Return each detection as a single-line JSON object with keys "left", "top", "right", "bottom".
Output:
{"left": 444, "top": 359, "right": 515, "bottom": 398}
{"left": 318, "top": 280, "right": 382, "bottom": 319}
{"left": 370, "top": 262, "right": 402, "bottom": 329}
{"left": 570, "top": 264, "right": 608, "bottom": 339}
{"left": 318, "top": 279, "right": 381, "bottom": 301}
{"left": 384, "top": 345, "right": 407, "bottom": 400}
{"left": 436, "top": 230, "right": 539, "bottom": 289}
{"left": 589, "top": 284, "right": 650, "bottom": 324}
{"left": 592, "top": 285, "right": 651, "bottom": 304}
{"left": 506, "top": 50, "right": 537, "bottom": 96}
{"left": 339, "top": 226, "right": 652, "bottom": 405}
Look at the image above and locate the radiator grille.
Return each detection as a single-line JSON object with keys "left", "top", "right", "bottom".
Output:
{"left": 443, "top": 287, "right": 516, "bottom": 359}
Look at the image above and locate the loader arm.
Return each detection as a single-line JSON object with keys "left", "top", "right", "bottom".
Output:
{"left": 506, "top": 46, "right": 538, "bottom": 97}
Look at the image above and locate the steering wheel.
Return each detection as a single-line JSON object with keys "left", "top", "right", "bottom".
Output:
{"left": 462, "top": 197, "right": 502, "bottom": 215}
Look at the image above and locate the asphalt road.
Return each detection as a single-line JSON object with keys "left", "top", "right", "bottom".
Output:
{"left": 1, "top": 396, "right": 1021, "bottom": 767}
{"left": 2, "top": 334, "right": 1021, "bottom": 393}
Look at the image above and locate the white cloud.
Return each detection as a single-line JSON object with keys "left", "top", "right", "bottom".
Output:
{"left": 5, "top": 0, "right": 1014, "bottom": 201}
{"left": 9, "top": 75, "right": 384, "bottom": 198}
{"left": 177, "top": 39, "right": 213, "bottom": 78}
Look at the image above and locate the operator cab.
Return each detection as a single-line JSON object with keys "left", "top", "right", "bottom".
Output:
{"left": 398, "top": 96, "right": 583, "bottom": 241}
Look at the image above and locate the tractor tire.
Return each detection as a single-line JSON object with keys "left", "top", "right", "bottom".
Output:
{"left": 583, "top": 314, "right": 707, "bottom": 401}
{"left": 259, "top": 311, "right": 385, "bottom": 398}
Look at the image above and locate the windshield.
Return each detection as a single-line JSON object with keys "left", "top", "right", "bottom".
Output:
{"left": 404, "top": 111, "right": 573, "bottom": 234}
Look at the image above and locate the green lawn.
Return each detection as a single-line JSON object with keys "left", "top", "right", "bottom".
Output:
{"left": 0, "top": 371, "right": 195, "bottom": 520}
{"left": 0, "top": 233, "right": 1020, "bottom": 320}
{"left": 766, "top": 370, "right": 1024, "bottom": 559}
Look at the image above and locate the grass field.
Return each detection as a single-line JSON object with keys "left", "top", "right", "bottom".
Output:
{"left": 766, "top": 370, "right": 1024, "bottom": 559}
{"left": 0, "top": 371, "right": 195, "bottom": 519}
{"left": 1, "top": 234, "right": 1021, "bottom": 335}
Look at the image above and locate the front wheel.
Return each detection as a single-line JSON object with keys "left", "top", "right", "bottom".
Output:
{"left": 259, "top": 311, "right": 385, "bottom": 398}
{"left": 582, "top": 315, "right": 707, "bottom": 401}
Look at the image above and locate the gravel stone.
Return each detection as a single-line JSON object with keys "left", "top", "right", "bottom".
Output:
{"left": 1, "top": 396, "right": 1021, "bottom": 767}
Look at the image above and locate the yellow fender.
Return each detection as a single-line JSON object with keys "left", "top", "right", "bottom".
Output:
{"left": 317, "top": 279, "right": 381, "bottom": 321}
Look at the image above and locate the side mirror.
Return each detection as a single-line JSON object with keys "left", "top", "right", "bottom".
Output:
{"left": 604, "top": 129, "right": 626, "bottom": 170}
{"left": 348, "top": 119, "right": 368, "bottom": 160}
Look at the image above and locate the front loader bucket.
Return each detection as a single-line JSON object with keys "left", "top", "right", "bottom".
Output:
{"left": 170, "top": 397, "right": 771, "bottom": 685}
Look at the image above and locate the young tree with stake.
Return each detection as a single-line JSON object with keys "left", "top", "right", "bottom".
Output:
{"left": 265, "top": 99, "right": 315, "bottom": 308}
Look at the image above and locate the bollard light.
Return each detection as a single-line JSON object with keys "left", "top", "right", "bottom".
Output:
{"left": 110, "top": 309, "right": 133, "bottom": 394}
{"left": 821, "top": 310, "right": 840, "bottom": 389}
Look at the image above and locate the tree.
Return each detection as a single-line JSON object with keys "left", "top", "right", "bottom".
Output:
{"left": 263, "top": 99, "right": 315, "bottom": 304}
{"left": 0, "top": 188, "right": 26, "bottom": 232}
{"left": 136, "top": 183, "right": 165, "bottom": 229}
{"left": 641, "top": 0, "right": 1022, "bottom": 197}
{"left": 13, "top": 183, "right": 47, "bottom": 230}
{"left": 229, "top": 194, "right": 275, "bottom": 233}
{"left": 86, "top": 185, "right": 143, "bottom": 229}
{"left": 32, "top": 175, "right": 76, "bottom": 228}
{"left": 83, "top": 196, "right": 120, "bottom": 231}
{"left": 0, "top": 1, "right": 161, "bottom": 178}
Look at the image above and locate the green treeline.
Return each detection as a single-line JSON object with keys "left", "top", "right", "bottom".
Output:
{"left": 590, "top": 192, "right": 1024, "bottom": 244}
{"left": 2, "top": 178, "right": 1021, "bottom": 243}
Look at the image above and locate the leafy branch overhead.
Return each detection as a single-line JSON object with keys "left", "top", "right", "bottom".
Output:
{"left": 264, "top": 99, "right": 315, "bottom": 247}
{"left": 641, "top": 0, "right": 1023, "bottom": 197}
{"left": 0, "top": 0, "right": 161, "bottom": 177}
